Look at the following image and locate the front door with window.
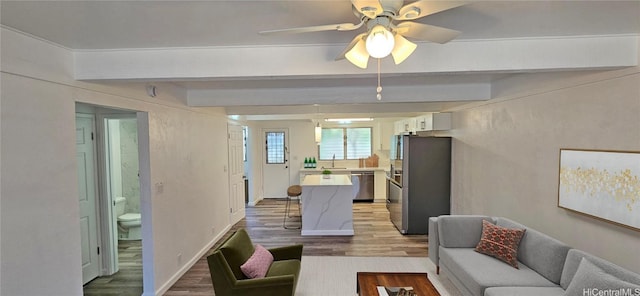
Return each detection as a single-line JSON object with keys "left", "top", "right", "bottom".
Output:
{"left": 262, "top": 129, "right": 290, "bottom": 198}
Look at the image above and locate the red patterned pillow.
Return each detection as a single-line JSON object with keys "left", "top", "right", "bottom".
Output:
{"left": 475, "top": 220, "right": 526, "bottom": 268}
{"left": 240, "top": 244, "right": 274, "bottom": 278}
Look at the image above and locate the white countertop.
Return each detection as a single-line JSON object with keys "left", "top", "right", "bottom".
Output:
{"left": 301, "top": 174, "right": 353, "bottom": 186}
{"left": 300, "top": 167, "right": 385, "bottom": 172}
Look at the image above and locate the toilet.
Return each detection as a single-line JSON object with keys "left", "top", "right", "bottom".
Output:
{"left": 114, "top": 196, "right": 142, "bottom": 240}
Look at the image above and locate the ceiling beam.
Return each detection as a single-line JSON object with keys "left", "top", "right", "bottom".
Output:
{"left": 187, "top": 82, "right": 489, "bottom": 106}
{"left": 74, "top": 35, "right": 638, "bottom": 80}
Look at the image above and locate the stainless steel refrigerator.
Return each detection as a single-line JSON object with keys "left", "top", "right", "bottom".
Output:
{"left": 386, "top": 135, "right": 451, "bottom": 234}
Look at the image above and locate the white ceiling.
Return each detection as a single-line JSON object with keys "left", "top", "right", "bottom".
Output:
{"left": 2, "top": 0, "right": 640, "bottom": 119}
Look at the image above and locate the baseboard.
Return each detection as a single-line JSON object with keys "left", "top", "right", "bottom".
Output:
{"left": 301, "top": 229, "right": 354, "bottom": 236}
{"left": 154, "top": 224, "right": 231, "bottom": 296}
{"left": 248, "top": 196, "right": 263, "bottom": 206}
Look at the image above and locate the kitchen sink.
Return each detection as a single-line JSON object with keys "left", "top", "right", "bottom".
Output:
{"left": 321, "top": 167, "right": 348, "bottom": 170}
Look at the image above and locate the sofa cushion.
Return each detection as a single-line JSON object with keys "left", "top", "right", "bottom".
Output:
{"left": 266, "top": 259, "right": 301, "bottom": 277}
{"left": 240, "top": 244, "right": 274, "bottom": 279}
{"left": 438, "top": 215, "right": 495, "bottom": 248}
{"left": 560, "top": 249, "right": 640, "bottom": 290}
{"left": 564, "top": 257, "right": 640, "bottom": 296}
{"left": 475, "top": 220, "right": 525, "bottom": 268}
{"left": 484, "top": 286, "right": 565, "bottom": 296}
{"left": 496, "top": 218, "right": 570, "bottom": 284}
{"left": 439, "top": 247, "right": 557, "bottom": 296}
{"left": 266, "top": 259, "right": 301, "bottom": 290}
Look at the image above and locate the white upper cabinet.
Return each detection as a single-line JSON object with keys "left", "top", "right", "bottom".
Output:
{"left": 394, "top": 113, "right": 452, "bottom": 135}
{"left": 415, "top": 113, "right": 452, "bottom": 132}
{"left": 394, "top": 118, "right": 417, "bottom": 135}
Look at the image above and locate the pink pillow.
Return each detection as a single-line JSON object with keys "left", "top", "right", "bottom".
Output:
{"left": 240, "top": 244, "right": 274, "bottom": 278}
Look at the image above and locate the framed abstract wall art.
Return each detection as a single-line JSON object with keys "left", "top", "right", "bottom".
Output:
{"left": 558, "top": 149, "right": 640, "bottom": 231}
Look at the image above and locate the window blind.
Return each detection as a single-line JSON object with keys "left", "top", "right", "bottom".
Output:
{"left": 319, "top": 127, "right": 372, "bottom": 160}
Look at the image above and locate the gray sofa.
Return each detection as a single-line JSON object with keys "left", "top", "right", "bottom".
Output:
{"left": 428, "top": 215, "right": 640, "bottom": 296}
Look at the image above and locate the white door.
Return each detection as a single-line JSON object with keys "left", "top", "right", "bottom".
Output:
{"left": 262, "top": 128, "right": 290, "bottom": 198}
{"left": 76, "top": 114, "right": 101, "bottom": 284}
{"left": 228, "top": 124, "right": 246, "bottom": 224}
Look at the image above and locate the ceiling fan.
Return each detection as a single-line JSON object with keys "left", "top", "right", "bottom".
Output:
{"left": 260, "top": 0, "right": 467, "bottom": 69}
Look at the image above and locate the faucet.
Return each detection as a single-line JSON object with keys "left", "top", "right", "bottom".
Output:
{"left": 332, "top": 154, "right": 336, "bottom": 168}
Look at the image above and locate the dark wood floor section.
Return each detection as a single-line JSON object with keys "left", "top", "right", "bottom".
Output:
{"left": 83, "top": 240, "right": 143, "bottom": 296}
{"left": 165, "top": 199, "right": 427, "bottom": 295}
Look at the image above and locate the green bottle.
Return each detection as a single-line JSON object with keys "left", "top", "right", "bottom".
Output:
{"left": 304, "top": 157, "right": 309, "bottom": 168}
{"left": 312, "top": 157, "right": 316, "bottom": 168}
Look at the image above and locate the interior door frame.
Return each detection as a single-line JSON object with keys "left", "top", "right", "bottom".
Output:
{"left": 76, "top": 103, "right": 153, "bottom": 295}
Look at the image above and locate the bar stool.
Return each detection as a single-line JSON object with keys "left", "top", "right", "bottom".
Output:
{"left": 283, "top": 185, "right": 302, "bottom": 229}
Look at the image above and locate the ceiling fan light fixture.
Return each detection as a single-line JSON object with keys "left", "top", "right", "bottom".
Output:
{"left": 391, "top": 34, "right": 417, "bottom": 64}
{"left": 365, "top": 25, "right": 395, "bottom": 58}
{"left": 345, "top": 37, "right": 370, "bottom": 69}
{"left": 315, "top": 122, "right": 322, "bottom": 144}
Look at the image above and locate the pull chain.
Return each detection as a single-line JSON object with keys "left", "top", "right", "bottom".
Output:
{"left": 376, "top": 58, "right": 382, "bottom": 101}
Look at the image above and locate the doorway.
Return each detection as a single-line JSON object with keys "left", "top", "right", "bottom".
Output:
{"left": 262, "top": 128, "right": 290, "bottom": 198}
{"left": 104, "top": 115, "right": 141, "bottom": 256}
{"left": 76, "top": 104, "right": 146, "bottom": 295}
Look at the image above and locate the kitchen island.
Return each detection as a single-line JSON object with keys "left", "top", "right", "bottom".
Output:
{"left": 299, "top": 167, "right": 388, "bottom": 202}
{"left": 300, "top": 174, "right": 354, "bottom": 236}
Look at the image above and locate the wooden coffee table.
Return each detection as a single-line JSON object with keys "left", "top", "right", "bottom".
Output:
{"left": 356, "top": 272, "right": 440, "bottom": 296}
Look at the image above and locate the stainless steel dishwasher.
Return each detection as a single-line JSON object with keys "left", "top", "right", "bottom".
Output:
{"left": 351, "top": 171, "right": 375, "bottom": 201}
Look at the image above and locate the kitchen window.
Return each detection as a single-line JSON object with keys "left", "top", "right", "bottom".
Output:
{"left": 318, "top": 127, "right": 372, "bottom": 160}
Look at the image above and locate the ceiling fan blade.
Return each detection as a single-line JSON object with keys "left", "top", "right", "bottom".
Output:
{"left": 396, "top": 1, "right": 468, "bottom": 20}
{"left": 396, "top": 21, "right": 461, "bottom": 44}
{"left": 336, "top": 33, "right": 367, "bottom": 61}
{"left": 391, "top": 34, "right": 417, "bottom": 65}
{"left": 259, "top": 22, "right": 364, "bottom": 35}
{"left": 351, "top": 0, "right": 384, "bottom": 19}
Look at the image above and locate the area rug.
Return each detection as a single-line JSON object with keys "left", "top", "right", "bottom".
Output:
{"left": 296, "top": 256, "right": 461, "bottom": 296}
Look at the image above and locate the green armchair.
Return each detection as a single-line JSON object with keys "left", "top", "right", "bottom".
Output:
{"left": 207, "top": 228, "right": 303, "bottom": 296}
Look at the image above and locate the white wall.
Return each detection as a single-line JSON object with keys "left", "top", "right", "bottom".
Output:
{"left": 108, "top": 119, "right": 124, "bottom": 198}
{"left": 1, "top": 28, "right": 232, "bottom": 295}
{"left": 442, "top": 66, "right": 640, "bottom": 273}
{"left": 119, "top": 118, "right": 140, "bottom": 213}
{"left": 2, "top": 73, "right": 83, "bottom": 296}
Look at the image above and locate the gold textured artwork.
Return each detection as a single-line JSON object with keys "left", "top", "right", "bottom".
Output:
{"left": 558, "top": 149, "right": 640, "bottom": 231}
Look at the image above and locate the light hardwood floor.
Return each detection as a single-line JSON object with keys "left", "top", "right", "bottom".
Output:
{"left": 165, "top": 199, "right": 428, "bottom": 295}
{"left": 83, "top": 199, "right": 428, "bottom": 295}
